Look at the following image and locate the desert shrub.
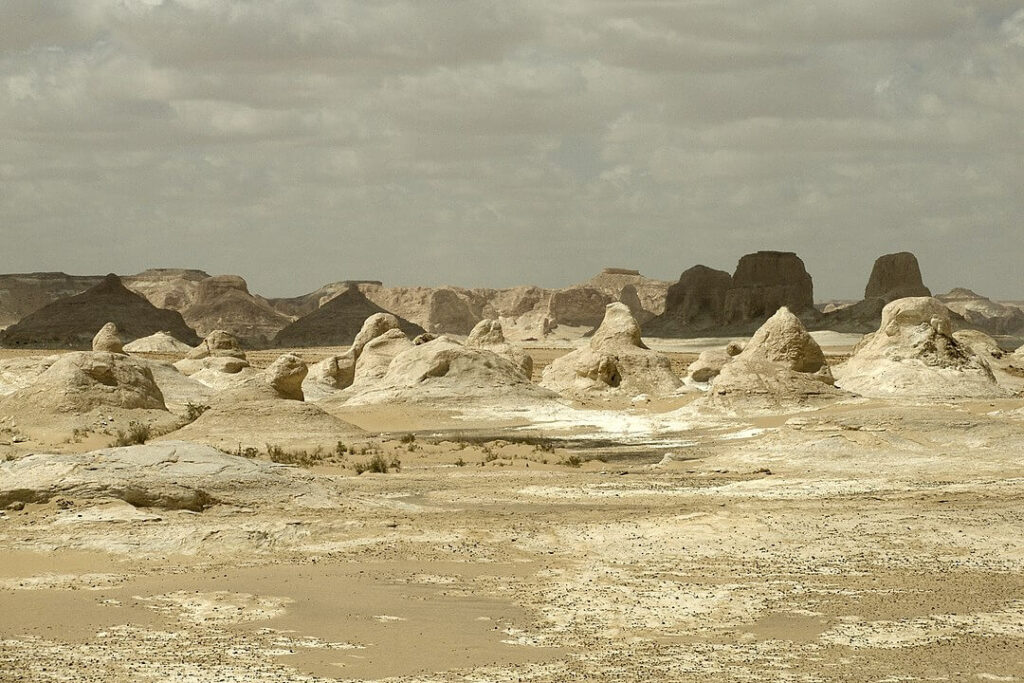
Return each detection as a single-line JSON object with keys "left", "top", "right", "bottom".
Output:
{"left": 560, "top": 455, "right": 583, "bottom": 468}
{"left": 534, "top": 441, "right": 556, "bottom": 453}
{"left": 234, "top": 445, "right": 259, "bottom": 459}
{"left": 455, "top": 457, "right": 466, "bottom": 467}
{"left": 184, "top": 402, "right": 211, "bottom": 422}
{"left": 335, "top": 441, "right": 349, "bottom": 457}
{"left": 111, "top": 421, "right": 150, "bottom": 447}
{"left": 355, "top": 453, "right": 391, "bottom": 474}
{"left": 399, "top": 433, "right": 416, "bottom": 444}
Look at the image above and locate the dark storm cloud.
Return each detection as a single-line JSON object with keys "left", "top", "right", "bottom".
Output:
{"left": 0, "top": 0, "right": 1021, "bottom": 299}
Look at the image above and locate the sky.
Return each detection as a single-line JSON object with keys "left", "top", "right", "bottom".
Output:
{"left": 1, "top": 1, "right": 1022, "bottom": 300}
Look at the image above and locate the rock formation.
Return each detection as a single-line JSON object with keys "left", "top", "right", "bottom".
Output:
{"left": 835, "top": 297, "right": 1007, "bottom": 399}
{"left": 344, "top": 336, "right": 557, "bottom": 407}
{"left": 0, "top": 272, "right": 104, "bottom": 328}
{"left": 0, "top": 274, "right": 199, "bottom": 349}
{"left": 864, "top": 252, "right": 931, "bottom": 301}
{"left": 123, "top": 268, "right": 211, "bottom": 311}
{"left": 466, "top": 319, "right": 533, "bottom": 377}
{"left": 643, "top": 265, "right": 733, "bottom": 336}
{"left": 937, "top": 288, "right": 1024, "bottom": 336}
{"left": 92, "top": 322, "right": 124, "bottom": 354}
{"left": 180, "top": 275, "right": 293, "bottom": 347}
{"left": 723, "top": 251, "right": 815, "bottom": 325}
{"left": 704, "top": 307, "right": 842, "bottom": 410}
{"left": 546, "top": 286, "right": 614, "bottom": 328}
{"left": 175, "top": 330, "right": 250, "bottom": 378}
{"left": 123, "top": 331, "right": 195, "bottom": 354}
{"left": 541, "top": 303, "right": 681, "bottom": 398}
{"left": 0, "top": 442, "right": 326, "bottom": 511}
{"left": 686, "top": 349, "right": 730, "bottom": 383}
{"left": 273, "top": 286, "right": 424, "bottom": 347}
{"left": 187, "top": 329, "right": 246, "bottom": 360}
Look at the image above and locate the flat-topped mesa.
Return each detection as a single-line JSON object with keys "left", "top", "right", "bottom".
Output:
{"left": 835, "top": 297, "right": 1008, "bottom": 399}
{"left": 723, "top": 251, "right": 814, "bottom": 324}
{"left": 601, "top": 267, "right": 641, "bottom": 276}
{"left": 864, "top": 252, "right": 931, "bottom": 301}
{"left": 643, "top": 265, "right": 733, "bottom": 336}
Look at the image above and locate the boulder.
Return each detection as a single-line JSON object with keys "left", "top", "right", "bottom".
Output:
{"left": 92, "top": 322, "right": 124, "bottom": 354}
{"left": 0, "top": 274, "right": 199, "bottom": 349}
{"left": 263, "top": 353, "right": 308, "bottom": 401}
{"left": 835, "top": 297, "right": 1007, "bottom": 399}
{"left": 722, "top": 252, "right": 814, "bottom": 325}
{"left": 0, "top": 442, "right": 325, "bottom": 511}
{"left": 687, "top": 349, "right": 730, "bottom": 383}
{"left": 864, "top": 252, "right": 931, "bottom": 301}
{"left": 351, "top": 313, "right": 401, "bottom": 357}
{"left": 541, "top": 303, "right": 681, "bottom": 398}
{"left": 353, "top": 328, "right": 415, "bottom": 385}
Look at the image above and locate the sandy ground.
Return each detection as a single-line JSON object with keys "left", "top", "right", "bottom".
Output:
{"left": 3, "top": 341, "right": 1024, "bottom": 681}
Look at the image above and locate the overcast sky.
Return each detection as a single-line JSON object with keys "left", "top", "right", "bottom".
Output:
{"left": 1, "top": 1, "right": 1022, "bottom": 299}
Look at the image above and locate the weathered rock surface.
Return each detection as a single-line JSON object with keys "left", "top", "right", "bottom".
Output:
{"left": 123, "top": 268, "right": 211, "bottom": 312}
{"left": 686, "top": 349, "right": 730, "bottom": 383}
{"left": 465, "top": 319, "right": 533, "bottom": 377}
{"left": 187, "top": 330, "right": 246, "bottom": 360}
{"left": 124, "top": 332, "right": 195, "bottom": 354}
{"left": 92, "top": 322, "right": 124, "bottom": 354}
{"left": 0, "top": 442, "right": 323, "bottom": 511}
{"left": 864, "top": 252, "right": 931, "bottom": 301}
{"left": 703, "top": 308, "right": 841, "bottom": 411}
{"left": 723, "top": 251, "right": 815, "bottom": 325}
{"left": 352, "top": 329, "right": 415, "bottom": 386}
{"left": 344, "top": 336, "right": 557, "bottom": 406}
{"left": 835, "top": 297, "right": 1008, "bottom": 398}
{"left": 938, "top": 288, "right": 1024, "bottom": 336}
{"left": 273, "top": 287, "right": 424, "bottom": 347}
{"left": 175, "top": 330, "right": 250, "bottom": 377}
{"left": 1, "top": 274, "right": 199, "bottom": 349}
{"left": 0, "top": 272, "right": 104, "bottom": 328}
{"left": 547, "top": 286, "right": 614, "bottom": 328}
{"left": 643, "top": 265, "right": 733, "bottom": 337}
{"left": 180, "top": 275, "right": 293, "bottom": 347}
{"left": 542, "top": 303, "right": 681, "bottom": 398}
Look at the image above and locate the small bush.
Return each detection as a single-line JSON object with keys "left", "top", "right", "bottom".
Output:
{"left": 234, "top": 444, "right": 259, "bottom": 459}
{"left": 389, "top": 455, "right": 402, "bottom": 471}
{"left": 111, "top": 421, "right": 150, "bottom": 447}
{"left": 399, "top": 433, "right": 416, "bottom": 444}
{"left": 184, "top": 402, "right": 211, "bottom": 422}
{"left": 455, "top": 457, "right": 466, "bottom": 467}
{"left": 560, "top": 455, "right": 583, "bottom": 468}
{"left": 265, "top": 444, "right": 326, "bottom": 467}
{"left": 406, "top": 442, "right": 419, "bottom": 452}
{"left": 356, "top": 453, "right": 391, "bottom": 474}
{"left": 335, "top": 441, "right": 349, "bottom": 457}
{"left": 534, "top": 441, "right": 556, "bottom": 453}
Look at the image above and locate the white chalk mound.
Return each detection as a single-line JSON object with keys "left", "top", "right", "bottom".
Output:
{"left": 835, "top": 297, "right": 1007, "bottom": 399}
{"left": 92, "top": 322, "right": 124, "bottom": 354}
{"left": 705, "top": 307, "right": 843, "bottom": 409}
{"left": 466, "top": 319, "right": 533, "bottom": 377}
{"left": 541, "top": 303, "right": 681, "bottom": 398}
{"left": 124, "top": 331, "right": 195, "bottom": 354}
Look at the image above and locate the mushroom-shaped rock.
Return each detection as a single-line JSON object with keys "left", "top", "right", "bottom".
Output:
{"left": 541, "top": 303, "right": 681, "bottom": 398}
{"left": 352, "top": 313, "right": 401, "bottom": 358}
{"left": 353, "top": 328, "right": 415, "bottom": 386}
{"left": 466, "top": 319, "right": 533, "bottom": 378}
{"left": 92, "top": 322, "right": 124, "bottom": 354}
{"left": 187, "top": 330, "right": 246, "bottom": 360}
{"left": 704, "top": 308, "right": 842, "bottom": 410}
{"left": 263, "top": 353, "right": 308, "bottom": 401}
{"left": 835, "top": 297, "right": 1007, "bottom": 399}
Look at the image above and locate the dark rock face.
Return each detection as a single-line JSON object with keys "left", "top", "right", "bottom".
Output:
{"left": 643, "top": 265, "right": 733, "bottom": 336}
{"left": 0, "top": 274, "right": 200, "bottom": 349}
{"left": 546, "top": 286, "right": 613, "bottom": 328}
{"left": 722, "top": 252, "right": 814, "bottom": 324}
{"left": 864, "top": 252, "right": 931, "bottom": 301}
{"left": 273, "top": 286, "right": 424, "bottom": 347}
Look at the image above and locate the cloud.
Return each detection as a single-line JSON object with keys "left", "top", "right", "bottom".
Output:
{"left": 0, "top": 0, "right": 1022, "bottom": 299}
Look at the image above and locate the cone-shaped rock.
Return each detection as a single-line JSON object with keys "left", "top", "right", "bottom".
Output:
{"left": 273, "top": 287, "right": 424, "bottom": 347}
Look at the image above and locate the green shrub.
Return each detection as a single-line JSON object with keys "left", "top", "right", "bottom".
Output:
{"left": 355, "top": 453, "right": 391, "bottom": 474}
{"left": 111, "top": 421, "right": 150, "bottom": 447}
{"left": 184, "top": 402, "right": 211, "bottom": 422}
{"left": 400, "top": 433, "right": 416, "bottom": 444}
{"left": 561, "top": 455, "right": 583, "bottom": 468}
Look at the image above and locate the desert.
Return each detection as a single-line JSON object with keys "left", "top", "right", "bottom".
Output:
{"left": 3, "top": 3, "right": 1024, "bottom": 680}
{"left": 0, "top": 250, "right": 1023, "bottom": 682}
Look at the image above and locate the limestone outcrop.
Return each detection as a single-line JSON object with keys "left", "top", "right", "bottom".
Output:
{"left": 541, "top": 303, "right": 681, "bottom": 398}
{"left": 643, "top": 265, "right": 733, "bottom": 337}
{"left": 864, "top": 252, "right": 931, "bottom": 301}
{"left": 466, "top": 319, "right": 533, "bottom": 377}
{"left": 180, "top": 275, "right": 293, "bottom": 347}
{"left": 704, "top": 308, "right": 842, "bottom": 410}
{"left": 723, "top": 251, "right": 814, "bottom": 325}
{"left": 92, "top": 322, "right": 124, "bottom": 354}
{"left": 123, "top": 331, "right": 195, "bottom": 354}
{"left": 835, "top": 297, "right": 1007, "bottom": 399}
